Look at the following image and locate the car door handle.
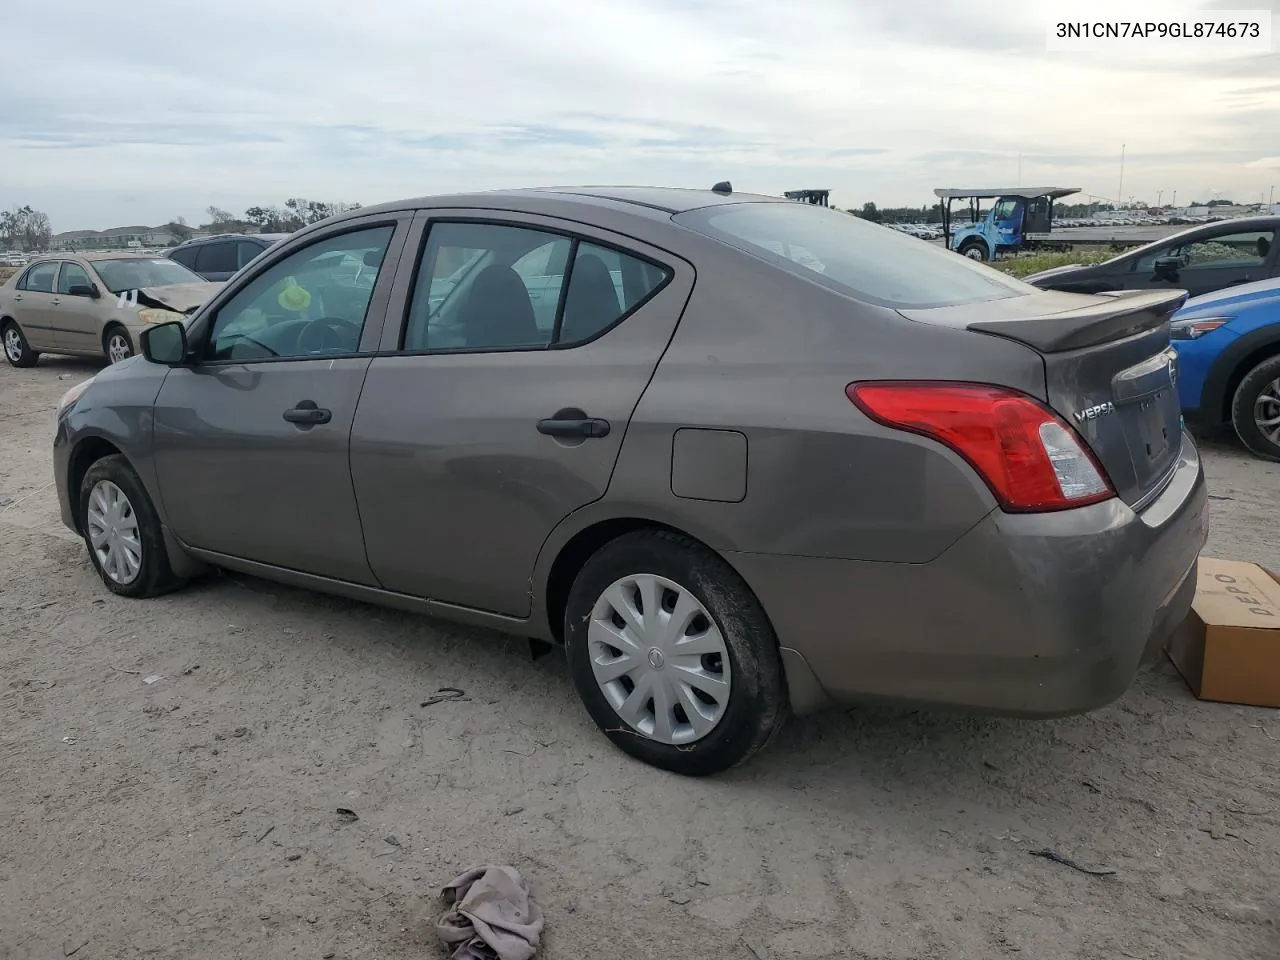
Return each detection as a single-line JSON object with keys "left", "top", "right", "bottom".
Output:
{"left": 537, "top": 410, "right": 610, "bottom": 439}
{"left": 12, "top": 294, "right": 21, "bottom": 301}
{"left": 282, "top": 401, "right": 332, "bottom": 426}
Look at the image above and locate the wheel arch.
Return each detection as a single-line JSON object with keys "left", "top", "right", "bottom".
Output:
{"left": 1202, "top": 327, "right": 1280, "bottom": 425}
{"left": 66, "top": 436, "right": 128, "bottom": 534}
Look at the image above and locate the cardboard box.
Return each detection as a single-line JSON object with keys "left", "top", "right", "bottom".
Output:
{"left": 1167, "top": 557, "right": 1280, "bottom": 708}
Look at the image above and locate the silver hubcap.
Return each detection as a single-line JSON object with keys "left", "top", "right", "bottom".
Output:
{"left": 87, "top": 480, "right": 142, "bottom": 585}
{"left": 3, "top": 328, "right": 22, "bottom": 361}
{"left": 588, "top": 573, "right": 731, "bottom": 745}
{"left": 1255, "top": 378, "right": 1280, "bottom": 445}
{"left": 964, "top": 247, "right": 985, "bottom": 260}
{"left": 107, "top": 332, "right": 131, "bottom": 363}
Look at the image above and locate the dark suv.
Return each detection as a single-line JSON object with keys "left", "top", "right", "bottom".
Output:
{"left": 167, "top": 233, "right": 292, "bottom": 281}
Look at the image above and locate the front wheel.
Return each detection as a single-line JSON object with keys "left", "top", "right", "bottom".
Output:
{"left": 79, "top": 454, "right": 186, "bottom": 597}
{"left": 564, "top": 530, "right": 787, "bottom": 776}
{"left": 103, "top": 325, "right": 133, "bottom": 364}
{"left": 1231, "top": 354, "right": 1280, "bottom": 462}
{"left": 958, "top": 240, "right": 988, "bottom": 261}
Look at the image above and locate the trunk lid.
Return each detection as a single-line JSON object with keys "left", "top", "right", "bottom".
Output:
{"left": 899, "top": 289, "right": 1188, "bottom": 507}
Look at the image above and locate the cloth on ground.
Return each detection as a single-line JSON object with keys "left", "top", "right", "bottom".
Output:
{"left": 436, "top": 864, "right": 543, "bottom": 960}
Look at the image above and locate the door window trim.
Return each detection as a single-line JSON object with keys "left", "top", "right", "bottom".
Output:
{"left": 394, "top": 216, "right": 675, "bottom": 357}
{"left": 15, "top": 260, "right": 58, "bottom": 292}
{"left": 56, "top": 260, "right": 95, "bottom": 295}
{"left": 187, "top": 217, "right": 410, "bottom": 368}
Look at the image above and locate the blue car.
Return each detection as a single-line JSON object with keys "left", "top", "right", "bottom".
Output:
{"left": 1172, "top": 275, "right": 1280, "bottom": 460}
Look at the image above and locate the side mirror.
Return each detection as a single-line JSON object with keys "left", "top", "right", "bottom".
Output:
{"left": 68, "top": 283, "right": 99, "bottom": 298}
{"left": 140, "top": 321, "right": 188, "bottom": 365}
{"left": 1153, "top": 255, "right": 1183, "bottom": 279}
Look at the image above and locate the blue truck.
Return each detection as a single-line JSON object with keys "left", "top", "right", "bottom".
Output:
{"left": 935, "top": 187, "right": 1082, "bottom": 262}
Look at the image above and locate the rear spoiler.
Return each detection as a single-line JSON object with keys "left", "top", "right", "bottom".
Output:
{"left": 967, "top": 289, "right": 1188, "bottom": 353}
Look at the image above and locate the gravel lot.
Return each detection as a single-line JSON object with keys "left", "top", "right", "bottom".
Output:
{"left": 2, "top": 356, "right": 1278, "bottom": 960}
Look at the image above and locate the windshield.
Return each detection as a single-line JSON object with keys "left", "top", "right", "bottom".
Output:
{"left": 89, "top": 258, "right": 203, "bottom": 294}
{"left": 676, "top": 202, "right": 1033, "bottom": 308}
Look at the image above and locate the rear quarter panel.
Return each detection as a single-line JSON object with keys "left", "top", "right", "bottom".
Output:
{"left": 595, "top": 240, "right": 1050, "bottom": 563}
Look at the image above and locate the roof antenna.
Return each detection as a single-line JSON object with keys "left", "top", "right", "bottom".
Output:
{"left": 711, "top": 181, "right": 732, "bottom": 194}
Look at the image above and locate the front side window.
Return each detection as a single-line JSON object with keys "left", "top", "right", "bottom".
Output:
{"left": 403, "top": 222, "right": 670, "bottom": 352}
{"left": 17, "top": 262, "right": 57, "bottom": 293}
{"left": 1177, "top": 230, "right": 1274, "bottom": 271}
{"left": 676, "top": 202, "right": 1031, "bottom": 309}
{"left": 206, "top": 225, "right": 393, "bottom": 362}
{"left": 992, "top": 199, "right": 1020, "bottom": 222}
{"left": 57, "top": 263, "right": 93, "bottom": 294}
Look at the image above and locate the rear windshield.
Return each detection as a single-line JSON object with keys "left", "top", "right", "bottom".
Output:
{"left": 676, "top": 202, "right": 1033, "bottom": 308}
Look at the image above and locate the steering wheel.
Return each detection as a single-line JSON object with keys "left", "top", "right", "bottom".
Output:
{"left": 296, "top": 317, "right": 361, "bottom": 355}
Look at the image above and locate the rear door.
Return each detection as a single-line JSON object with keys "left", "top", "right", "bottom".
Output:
{"left": 9, "top": 261, "right": 60, "bottom": 350}
{"left": 150, "top": 217, "right": 409, "bottom": 582}
{"left": 350, "top": 211, "right": 691, "bottom": 616}
{"left": 193, "top": 240, "right": 240, "bottom": 281}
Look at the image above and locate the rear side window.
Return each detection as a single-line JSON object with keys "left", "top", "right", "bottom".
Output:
{"left": 17, "top": 262, "right": 56, "bottom": 292}
{"left": 196, "top": 241, "right": 238, "bottom": 275}
{"left": 676, "top": 202, "right": 1031, "bottom": 309}
{"left": 170, "top": 246, "right": 198, "bottom": 269}
{"left": 403, "top": 222, "right": 671, "bottom": 352}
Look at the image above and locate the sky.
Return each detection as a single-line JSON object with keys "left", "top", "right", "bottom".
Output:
{"left": 2, "top": 0, "right": 1278, "bottom": 231}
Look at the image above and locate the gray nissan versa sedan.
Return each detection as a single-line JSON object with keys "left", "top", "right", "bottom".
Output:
{"left": 52, "top": 185, "right": 1209, "bottom": 775}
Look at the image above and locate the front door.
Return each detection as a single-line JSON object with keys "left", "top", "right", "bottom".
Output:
{"left": 52, "top": 260, "right": 102, "bottom": 354}
{"left": 351, "top": 212, "right": 692, "bottom": 616}
{"left": 1127, "top": 226, "right": 1277, "bottom": 297}
{"left": 150, "top": 219, "right": 407, "bottom": 583}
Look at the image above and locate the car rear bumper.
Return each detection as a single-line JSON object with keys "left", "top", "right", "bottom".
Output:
{"left": 729, "top": 430, "right": 1209, "bottom": 717}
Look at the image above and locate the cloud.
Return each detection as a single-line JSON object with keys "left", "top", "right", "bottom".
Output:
{"left": 1, "top": 0, "right": 1277, "bottom": 229}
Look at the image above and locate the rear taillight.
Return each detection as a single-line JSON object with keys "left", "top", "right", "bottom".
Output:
{"left": 847, "top": 381, "right": 1115, "bottom": 513}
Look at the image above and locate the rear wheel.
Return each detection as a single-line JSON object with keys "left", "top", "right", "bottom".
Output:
{"left": 79, "top": 455, "right": 186, "bottom": 598}
{"left": 2, "top": 320, "right": 38, "bottom": 367}
{"left": 564, "top": 530, "right": 787, "bottom": 776}
{"left": 103, "top": 325, "right": 133, "bottom": 364}
{"left": 958, "top": 239, "right": 988, "bottom": 261}
{"left": 1231, "top": 354, "right": 1280, "bottom": 462}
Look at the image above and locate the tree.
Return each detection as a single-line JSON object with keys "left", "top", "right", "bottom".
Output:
{"left": 243, "top": 199, "right": 363, "bottom": 233}
{"left": 857, "top": 202, "right": 882, "bottom": 223}
{"left": 164, "top": 216, "right": 194, "bottom": 243}
{"left": 204, "top": 206, "right": 246, "bottom": 234}
{"left": 0, "top": 205, "right": 53, "bottom": 251}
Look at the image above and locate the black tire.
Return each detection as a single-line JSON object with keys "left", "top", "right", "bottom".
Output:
{"left": 2, "top": 319, "right": 39, "bottom": 368}
{"left": 564, "top": 529, "right": 787, "bottom": 776}
{"left": 1231, "top": 354, "right": 1280, "bottom": 462}
{"left": 103, "top": 324, "right": 133, "bottom": 364}
{"left": 958, "top": 239, "right": 988, "bottom": 261}
{"left": 79, "top": 454, "right": 186, "bottom": 598}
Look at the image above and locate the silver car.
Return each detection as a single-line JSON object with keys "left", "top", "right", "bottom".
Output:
{"left": 52, "top": 186, "right": 1208, "bottom": 775}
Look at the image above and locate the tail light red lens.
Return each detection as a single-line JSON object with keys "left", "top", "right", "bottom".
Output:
{"left": 847, "top": 381, "right": 1115, "bottom": 513}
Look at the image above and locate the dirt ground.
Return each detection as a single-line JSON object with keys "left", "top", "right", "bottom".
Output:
{"left": 2, "top": 356, "right": 1278, "bottom": 960}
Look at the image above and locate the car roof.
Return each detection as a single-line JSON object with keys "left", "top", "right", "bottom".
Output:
{"left": 82, "top": 251, "right": 177, "bottom": 262}
{"left": 175, "top": 233, "right": 291, "bottom": 247}
{"left": 345, "top": 185, "right": 780, "bottom": 220}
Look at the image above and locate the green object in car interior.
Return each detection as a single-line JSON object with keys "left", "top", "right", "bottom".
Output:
{"left": 277, "top": 279, "right": 311, "bottom": 312}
